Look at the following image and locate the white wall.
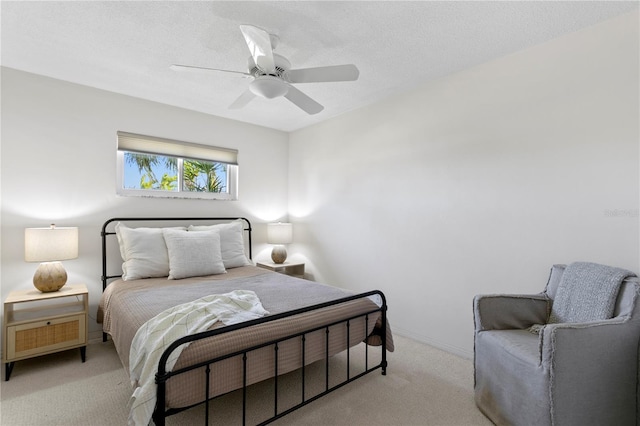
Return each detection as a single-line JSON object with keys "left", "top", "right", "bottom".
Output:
{"left": 288, "top": 12, "right": 639, "bottom": 357}
{"left": 0, "top": 68, "right": 290, "bottom": 336}
{"left": 1, "top": 11, "right": 638, "bottom": 358}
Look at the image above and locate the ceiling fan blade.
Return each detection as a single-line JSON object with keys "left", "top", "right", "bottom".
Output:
{"left": 229, "top": 90, "right": 256, "bottom": 109}
{"left": 284, "top": 85, "right": 324, "bottom": 115}
{"left": 171, "top": 64, "right": 250, "bottom": 77}
{"left": 239, "top": 25, "right": 275, "bottom": 74}
{"left": 287, "top": 64, "right": 359, "bottom": 83}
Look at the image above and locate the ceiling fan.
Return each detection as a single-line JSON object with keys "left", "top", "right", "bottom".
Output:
{"left": 171, "top": 25, "right": 360, "bottom": 115}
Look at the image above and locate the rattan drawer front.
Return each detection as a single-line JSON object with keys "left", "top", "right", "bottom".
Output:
{"left": 6, "top": 314, "right": 86, "bottom": 361}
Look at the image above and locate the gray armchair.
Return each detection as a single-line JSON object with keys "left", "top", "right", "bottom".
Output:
{"left": 473, "top": 264, "right": 640, "bottom": 426}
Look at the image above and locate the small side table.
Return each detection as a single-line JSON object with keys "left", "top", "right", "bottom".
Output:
{"left": 256, "top": 261, "right": 305, "bottom": 279}
{"left": 2, "top": 284, "right": 88, "bottom": 381}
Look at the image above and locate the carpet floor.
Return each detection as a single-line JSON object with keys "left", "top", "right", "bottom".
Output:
{"left": 0, "top": 335, "right": 491, "bottom": 425}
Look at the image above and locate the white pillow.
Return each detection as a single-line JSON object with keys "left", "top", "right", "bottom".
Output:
{"left": 115, "top": 222, "right": 181, "bottom": 280}
{"left": 162, "top": 228, "right": 226, "bottom": 279}
{"left": 188, "top": 220, "right": 251, "bottom": 268}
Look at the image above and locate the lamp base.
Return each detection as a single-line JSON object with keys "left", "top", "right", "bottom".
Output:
{"left": 33, "top": 261, "right": 67, "bottom": 292}
{"left": 271, "top": 246, "right": 288, "bottom": 264}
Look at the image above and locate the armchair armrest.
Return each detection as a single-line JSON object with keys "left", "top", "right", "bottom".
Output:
{"left": 538, "top": 317, "right": 640, "bottom": 425}
{"left": 474, "top": 293, "right": 549, "bottom": 331}
{"left": 540, "top": 316, "right": 633, "bottom": 363}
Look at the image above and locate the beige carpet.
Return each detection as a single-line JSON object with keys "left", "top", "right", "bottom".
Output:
{"left": 0, "top": 335, "right": 492, "bottom": 425}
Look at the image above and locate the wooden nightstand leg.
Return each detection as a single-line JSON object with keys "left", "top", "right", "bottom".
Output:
{"left": 80, "top": 346, "right": 86, "bottom": 363}
{"left": 5, "top": 362, "right": 15, "bottom": 381}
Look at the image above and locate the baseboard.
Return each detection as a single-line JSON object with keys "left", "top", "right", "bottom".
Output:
{"left": 391, "top": 326, "right": 473, "bottom": 359}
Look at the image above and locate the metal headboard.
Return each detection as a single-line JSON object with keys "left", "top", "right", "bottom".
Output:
{"left": 100, "top": 217, "right": 252, "bottom": 291}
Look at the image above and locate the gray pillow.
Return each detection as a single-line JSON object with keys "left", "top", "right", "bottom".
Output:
{"left": 163, "top": 229, "right": 226, "bottom": 280}
{"left": 188, "top": 220, "right": 251, "bottom": 268}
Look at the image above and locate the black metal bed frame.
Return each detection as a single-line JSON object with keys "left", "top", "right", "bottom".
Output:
{"left": 101, "top": 217, "right": 388, "bottom": 425}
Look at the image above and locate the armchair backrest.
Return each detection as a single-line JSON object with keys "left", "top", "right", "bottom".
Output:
{"left": 544, "top": 264, "right": 640, "bottom": 319}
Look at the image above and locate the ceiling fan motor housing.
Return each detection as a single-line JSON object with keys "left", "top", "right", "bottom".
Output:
{"left": 248, "top": 53, "right": 291, "bottom": 98}
{"left": 249, "top": 53, "right": 291, "bottom": 78}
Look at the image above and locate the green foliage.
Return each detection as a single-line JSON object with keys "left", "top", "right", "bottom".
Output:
{"left": 126, "top": 153, "right": 177, "bottom": 190}
{"left": 183, "top": 160, "right": 226, "bottom": 193}
{"left": 160, "top": 173, "right": 177, "bottom": 191}
{"left": 139, "top": 173, "right": 155, "bottom": 189}
{"left": 125, "top": 152, "right": 225, "bottom": 193}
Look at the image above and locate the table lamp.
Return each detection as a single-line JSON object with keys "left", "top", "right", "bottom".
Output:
{"left": 267, "top": 222, "right": 292, "bottom": 264}
{"left": 25, "top": 224, "right": 78, "bottom": 292}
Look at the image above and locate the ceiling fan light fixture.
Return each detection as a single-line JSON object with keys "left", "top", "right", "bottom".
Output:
{"left": 249, "top": 76, "right": 289, "bottom": 99}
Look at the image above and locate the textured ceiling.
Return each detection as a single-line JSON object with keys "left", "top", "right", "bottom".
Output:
{"left": 2, "top": 1, "right": 637, "bottom": 132}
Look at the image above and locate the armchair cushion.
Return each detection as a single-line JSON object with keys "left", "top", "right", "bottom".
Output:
{"left": 477, "top": 329, "right": 540, "bottom": 366}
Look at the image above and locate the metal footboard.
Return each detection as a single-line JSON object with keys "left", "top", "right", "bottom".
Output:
{"left": 153, "top": 290, "right": 388, "bottom": 426}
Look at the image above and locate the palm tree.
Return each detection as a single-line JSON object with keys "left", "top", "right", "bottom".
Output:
{"left": 183, "top": 160, "right": 225, "bottom": 192}
{"left": 125, "top": 153, "right": 177, "bottom": 190}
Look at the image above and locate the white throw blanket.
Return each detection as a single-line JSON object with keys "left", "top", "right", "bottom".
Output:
{"left": 128, "top": 290, "right": 269, "bottom": 426}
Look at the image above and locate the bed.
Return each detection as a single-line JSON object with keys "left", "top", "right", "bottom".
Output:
{"left": 97, "top": 217, "right": 392, "bottom": 425}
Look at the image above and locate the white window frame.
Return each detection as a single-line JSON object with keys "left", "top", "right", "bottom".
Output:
{"left": 116, "top": 132, "right": 239, "bottom": 201}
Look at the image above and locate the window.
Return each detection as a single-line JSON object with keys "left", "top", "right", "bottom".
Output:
{"left": 116, "top": 132, "right": 238, "bottom": 200}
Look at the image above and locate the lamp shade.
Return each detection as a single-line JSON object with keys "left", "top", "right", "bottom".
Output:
{"left": 25, "top": 225, "right": 79, "bottom": 262}
{"left": 267, "top": 223, "right": 293, "bottom": 245}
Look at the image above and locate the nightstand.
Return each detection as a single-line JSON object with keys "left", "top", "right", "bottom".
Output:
{"left": 256, "top": 261, "right": 305, "bottom": 279}
{"left": 2, "top": 284, "right": 88, "bottom": 381}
